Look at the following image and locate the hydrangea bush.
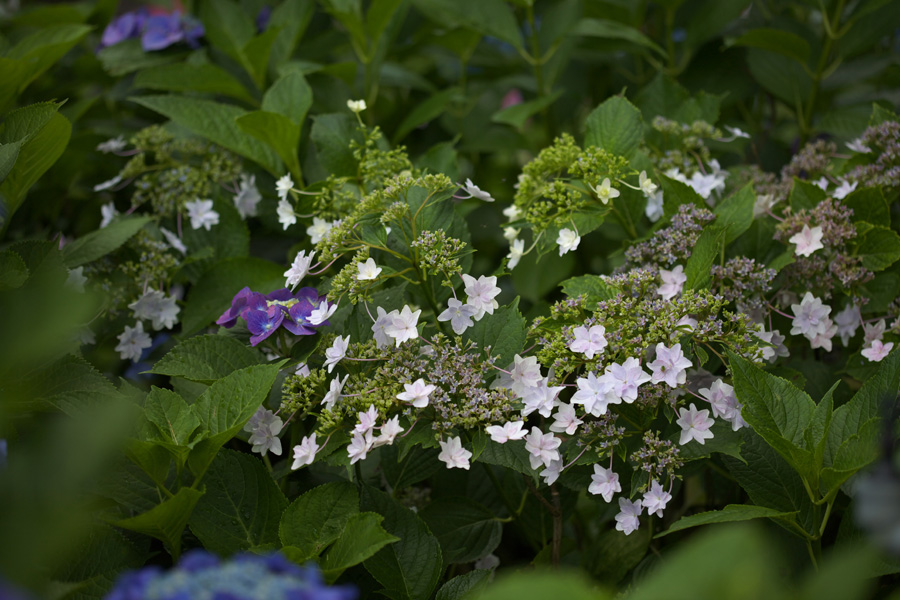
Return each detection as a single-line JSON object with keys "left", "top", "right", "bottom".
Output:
{"left": 1, "top": 1, "right": 900, "bottom": 599}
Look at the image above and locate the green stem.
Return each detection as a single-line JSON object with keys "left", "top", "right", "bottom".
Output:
{"left": 801, "top": 0, "right": 846, "bottom": 137}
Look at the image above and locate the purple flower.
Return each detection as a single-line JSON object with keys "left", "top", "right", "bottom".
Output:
{"left": 142, "top": 12, "right": 185, "bottom": 51}
{"left": 245, "top": 305, "right": 285, "bottom": 346}
{"left": 284, "top": 287, "right": 328, "bottom": 335}
{"left": 218, "top": 287, "right": 331, "bottom": 343}
{"left": 256, "top": 6, "right": 272, "bottom": 32}
{"left": 100, "top": 10, "right": 147, "bottom": 48}
{"left": 217, "top": 287, "right": 266, "bottom": 328}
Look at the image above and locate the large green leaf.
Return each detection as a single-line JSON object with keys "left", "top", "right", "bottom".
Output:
{"left": 730, "top": 28, "right": 811, "bottom": 66}
{"left": 150, "top": 334, "right": 264, "bottom": 383}
{"left": 714, "top": 183, "right": 755, "bottom": 245}
{"left": 420, "top": 498, "right": 502, "bottom": 565}
{"left": 435, "top": 570, "right": 491, "bottom": 600}
{"left": 856, "top": 225, "right": 900, "bottom": 271}
{"left": 572, "top": 18, "right": 665, "bottom": 57}
{"left": 476, "top": 440, "right": 535, "bottom": 478}
{"left": 321, "top": 512, "right": 400, "bottom": 583}
{"left": 143, "top": 387, "right": 202, "bottom": 449}
{"left": 411, "top": 0, "right": 523, "bottom": 50}
{"left": 684, "top": 226, "right": 725, "bottom": 290}
{"left": 362, "top": 486, "right": 442, "bottom": 600}
{"left": 462, "top": 298, "right": 526, "bottom": 371}
{"left": 133, "top": 63, "right": 256, "bottom": 105}
{"left": 61, "top": 216, "right": 153, "bottom": 268}
{"left": 657, "top": 504, "right": 799, "bottom": 538}
{"left": 309, "top": 113, "right": 359, "bottom": 177}
{"left": 843, "top": 187, "right": 889, "bottom": 226}
{"left": 22, "top": 354, "right": 121, "bottom": 416}
{"left": 236, "top": 111, "right": 302, "bottom": 180}
{"left": 279, "top": 481, "right": 359, "bottom": 559}
{"left": 394, "top": 87, "right": 461, "bottom": 143}
{"left": 189, "top": 450, "right": 288, "bottom": 554}
{"left": 263, "top": 70, "right": 313, "bottom": 126}
{"left": 114, "top": 487, "right": 205, "bottom": 556}
{"left": 584, "top": 95, "right": 643, "bottom": 159}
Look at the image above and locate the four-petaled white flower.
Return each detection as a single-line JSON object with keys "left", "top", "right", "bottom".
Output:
{"left": 129, "top": 288, "right": 180, "bottom": 330}
{"left": 374, "top": 416, "right": 404, "bottom": 447}
{"left": 115, "top": 322, "right": 152, "bottom": 362}
{"left": 354, "top": 405, "right": 379, "bottom": 435}
{"left": 676, "top": 403, "right": 715, "bottom": 445}
{"left": 438, "top": 436, "right": 472, "bottom": 470}
{"left": 462, "top": 274, "right": 501, "bottom": 320}
{"left": 233, "top": 173, "right": 261, "bottom": 218}
{"left": 648, "top": 342, "right": 692, "bottom": 388}
{"left": 645, "top": 190, "right": 664, "bottom": 222}
{"left": 485, "top": 421, "right": 527, "bottom": 443}
{"left": 590, "top": 177, "right": 621, "bottom": 204}
{"left": 285, "top": 250, "right": 316, "bottom": 289}
{"left": 371, "top": 306, "right": 394, "bottom": 348}
{"left": 347, "top": 429, "right": 374, "bottom": 464}
{"left": 508, "top": 354, "right": 543, "bottom": 397}
{"left": 277, "top": 200, "right": 297, "bottom": 230}
{"left": 356, "top": 257, "right": 382, "bottom": 281}
{"left": 541, "top": 459, "right": 563, "bottom": 486}
{"left": 100, "top": 201, "right": 119, "bottom": 228}
{"left": 384, "top": 305, "right": 421, "bottom": 346}
{"left": 347, "top": 99, "right": 367, "bottom": 113}
{"left": 306, "top": 217, "right": 336, "bottom": 244}
{"left": 599, "top": 357, "right": 651, "bottom": 404}
{"left": 569, "top": 324, "right": 608, "bottom": 359}
{"left": 185, "top": 199, "right": 220, "bottom": 231}
{"left": 309, "top": 300, "right": 337, "bottom": 326}
{"left": 657, "top": 265, "right": 686, "bottom": 300}
{"left": 322, "top": 374, "right": 349, "bottom": 410}
{"left": 520, "top": 376, "right": 564, "bottom": 418}
{"left": 589, "top": 465, "right": 621, "bottom": 502}
{"left": 550, "top": 402, "right": 582, "bottom": 435}
{"left": 461, "top": 178, "right": 495, "bottom": 202}
{"left": 790, "top": 292, "right": 832, "bottom": 338}
{"left": 639, "top": 171, "right": 658, "bottom": 197}
{"left": 276, "top": 174, "right": 294, "bottom": 201}
{"left": 789, "top": 225, "right": 824, "bottom": 257}
{"left": 833, "top": 304, "right": 860, "bottom": 347}
{"left": 507, "top": 238, "right": 525, "bottom": 269}
{"left": 397, "top": 378, "right": 436, "bottom": 408}
{"left": 862, "top": 340, "right": 894, "bottom": 362}
{"left": 291, "top": 433, "right": 319, "bottom": 469}
{"left": 438, "top": 298, "right": 477, "bottom": 335}
{"left": 524, "top": 427, "right": 561, "bottom": 470}
{"left": 615, "top": 498, "right": 642, "bottom": 535}
{"left": 833, "top": 179, "right": 857, "bottom": 200}
{"left": 642, "top": 480, "right": 672, "bottom": 517}
{"left": 571, "top": 371, "right": 612, "bottom": 417}
{"left": 698, "top": 379, "right": 745, "bottom": 431}
{"left": 687, "top": 170, "right": 726, "bottom": 201}
{"left": 324, "top": 335, "right": 350, "bottom": 373}
{"left": 245, "top": 407, "right": 283, "bottom": 456}
{"left": 160, "top": 227, "right": 187, "bottom": 254}
{"left": 556, "top": 228, "right": 580, "bottom": 256}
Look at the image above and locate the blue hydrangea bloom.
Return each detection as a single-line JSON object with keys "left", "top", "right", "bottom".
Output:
{"left": 217, "top": 287, "right": 332, "bottom": 345}
{"left": 105, "top": 550, "right": 357, "bottom": 600}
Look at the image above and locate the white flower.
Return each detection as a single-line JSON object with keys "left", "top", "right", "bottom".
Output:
{"left": 556, "top": 228, "right": 580, "bottom": 256}
{"left": 638, "top": 171, "right": 658, "bottom": 197}
{"left": 306, "top": 217, "right": 335, "bottom": 244}
{"left": 846, "top": 138, "right": 871, "bottom": 153}
{"left": 438, "top": 436, "right": 472, "bottom": 470}
{"left": 371, "top": 306, "right": 394, "bottom": 348}
{"left": 645, "top": 190, "right": 664, "bottom": 222}
{"left": 657, "top": 265, "right": 686, "bottom": 300}
{"left": 160, "top": 227, "right": 187, "bottom": 254}
{"left": 524, "top": 427, "right": 561, "bottom": 470}
{"left": 129, "top": 288, "right": 180, "bottom": 330}
{"left": 687, "top": 171, "right": 726, "bottom": 201}
{"left": 571, "top": 371, "right": 612, "bottom": 417}
{"left": 507, "top": 238, "right": 525, "bottom": 269}
{"left": 814, "top": 176, "right": 830, "bottom": 191}
{"left": 864, "top": 319, "right": 886, "bottom": 345}
{"left": 753, "top": 193, "right": 777, "bottom": 218}
{"left": 550, "top": 403, "right": 582, "bottom": 435}
{"left": 589, "top": 465, "right": 621, "bottom": 502}
{"left": 185, "top": 199, "right": 220, "bottom": 231}
{"left": 462, "top": 274, "right": 501, "bottom": 320}
{"left": 438, "top": 298, "right": 477, "bottom": 335}
{"left": 834, "top": 304, "right": 860, "bottom": 346}
{"left": 508, "top": 354, "right": 543, "bottom": 397}
{"left": 295, "top": 362, "right": 311, "bottom": 377}
{"left": 94, "top": 175, "right": 123, "bottom": 193}
{"left": 291, "top": 433, "right": 319, "bottom": 469}
{"left": 461, "top": 178, "right": 494, "bottom": 202}
{"left": 276, "top": 174, "right": 294, "bottom": 201}
{"left": 384, "top": 305, "right": 421, "bottom": 346}
{"left": 65, "top": 267, "right": 87, "bottom": 293}
{"left": 503, "top": 204, "right": 522, "bottom": 221}
{"left": 590, "top": 178, "right": 621, "bottom": 204}
{"left": 355, "top": 257, "right": 382, "bottom": 281}
{"left": 96, "top": 135, "right": 127, "bottom": 153}
{"left": 569, "top": 325, "right": 608, "bottom": 360}
{"left": 100, "top": 201, "right": 119, "bottom": 228}
{"left": 648, "top": 343, "right": 692, "bottom": 388}
{"left": 615, "top": 498, "right": 642, "bottom": 535}
{"left": 245, "top": 407, "right": 283, "bottom": 456}
{"left": 347, "top": 99, "right": 367, "bottom": 113}
{"left": 324, "top": 335, "right": 350, "bottom": 373}
{"left": 284, "top": 250, "right": 316, "bottom": 289}
{"left": 540, "top": 459, "right": 563, "bottom": 486}
{"left": 347, "top": 430, "right": 374, "bottom": 464}
{"left": 642, "top": 480, "right": 672, "bottom": 518}
{"left": 520, "top": 376, "right": 564, "bottom": 418}
{"left": 115, "top": 322, "right": 152, "bottom": 362}
{"left": 676, "top": 403, "right": 715, "bottom": 445}
{"left": 676, "top": 315, "right": 698, "bottom": 332}
{"left": 233, "top": 173, "right": 262, "bottom": 218}
{"left": 789, "top": 225, "right": 824, "bottom": 257}
{"left": 374, "top": 416, "right": 404, "bottom": 447}
{"left": 75, "top": 328, "right": 96, "bottom": 346}
{"left": 322, "top": 374, "right": 349, "bottom": 411}
{"left": 396, "top": 378, "right": 436, "bottom": 408}
{"left": 485, "top": 421, "right": 527, "bottom": 443}
{"left": 277, "top": 200, "right": 297, "bottom": 230}
{"left": 808, "top": 318, "right": 838, "bottom": 351}
{"left": 790, "top": 292, "right": 832, "bottom": 338}
{"left": 599, "top": 357, "right": 651, "bottom": 404}
{"left": 308, "top": 300, "right": 337, "bottom": 326}
{"left": 724, "top": 125, "right": 750, "bottom": 140}
{"left": 755, "top": 327, "right": 790, "bottom": 363}
{"left": 833, "top": 179, "right": 857, "bottom": 200}
{"left": 862, "top": 340, "right": 894, "bottom": 362}
{"left": 698, "top": 379, "right": 746, "bottom": 431}
{"left": 355, "top": 405, "right": 379, "bottom": 435}
{"left": 503, "top": 226, "right": 519, "bottom": 241}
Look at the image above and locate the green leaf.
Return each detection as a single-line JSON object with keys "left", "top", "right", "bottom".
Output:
{"left": 143, "top": 387, "right": 201, "bottom": 448}
{"left": 420, "top": 498, "right": 502, "bottom": 565}
{"left": 268, "top": 0, "right": 315, "bottom": 71}
{"left": 657, "top": 504, "right": 799, "bottom": 538}
{"left": 684, "top": 226, "right": 725, "bottom": 291}
{"left": 476, "top": 440, "right": 535, "bottom": 478}
{"left": 491, "top": 91, "right": 563, "bottom": 130}
{"left": 585, "top": 528, "right": 648, "bottom": 584}
{"left": 843, "top": 187, "right": 889, "bottom": 225}
{"left": 187, "top": 364, "right": 281, "bottom": 477}
{"left": 240, "top": 27, "right": 281, "bottom": 88}
{"left": 675, "top": 421, "right": 744, "bottom": 462}
{"left": 263, "top": 71, "right": 313, "bottom": 125}
{"left": 394, "top": 87, "right": 461, "bottom": 143}
{"left": 321, "top": 512, "right": 400, "bottom": 583}
{"left": 114, "top": 487, "right": 205, "bottom": 556}
{"left": 584, "top": 95, "right": 643, "bottom": 159}
{"left": 235, "top": 110, "right": 301, "bottom": 179}
{"left": 856, "top": 225, "right": 900, "bottom": 271}
{"left": 731, "top": 28, "right": 811, "bottom": 66}
{"left": 189, "top": 450, "right": 288, "bottom": 554}
{"left": 362, "top": 486, "right": 442, "bottom": 600}
{"left": 714, "top": 183, "right": 755, "bottom": 245}
{"left": 382, "top": 445, "right": 442, "bottom": 491}
{"left": 366, "top": 0, "right": 406, "bottom": 43}
{"left": 0, "top": 142, "right": 20, "bottom": 184}
{"left": 150, "top": 334, "right": 264, "bottom": 383}
{"left": 411, "top": 0, "right": 523, "bottom": 50}
{"left": 660, "top": 174, "right": 705, "bottom": 218}
{"left": 199, "top": 0, "right": 255, "bottom": 60}
{"left": 560, "top": 274, "right": 617, "bottom": 307}
{"left": 133, "top": 63, "right": 256, "bottom": 105}
{"left": 0, "top": 101, "right": 61, "bottom": 144}
{"left": 789, "top": 178, "right": 826, "bottom": 212}
{"left": 61, "top": 216, "right": 153, "bottom": 268}
{"left": 24, "top": 354, "right": 121, "bottom": 416}
{"left": 278, "top": 481, "right": 360, "bottom": 558}
{"left": 746, "top": 48, "right": 811, "bottom": 105}
{"left": 0, "top": 250, "right": 28, "bottom": 290}
{"left": 475, "top": 571, "right": 604, "bottom": 600}
{"left": 309, "top": 113, "right": 360, "bottom": 177}
{"left": 462, "top": 298, "right": 526, "bottom": 371}
{"left": 130, "top": 95, "right": 282, "bottom": 175}
{"left": 181, "top": 256, "right": 285, "bottom": 336}
{"left": 572, "top": 18, "right": 665, "bottom": 57}
{"left": 97, "top": 39, "right": 183, "bottom": 76}
{"left": 435, "top": 570, "right": 491, "bottom": 600}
